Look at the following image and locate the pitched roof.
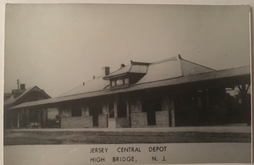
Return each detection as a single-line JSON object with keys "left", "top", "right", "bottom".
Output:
{"left": 59, "top": 76, "right": 109, "bottom": 97}
{"left": 10, "top": 65, "right": 250, "bottom": 110}
{"left": 46, "top": 55, "right": 215, "bottom": 98}
{"left": 137, "top": 55, "right": 214, "bottom": 84}
{"left": 4, "top": 86, "right": 51, "bottom": 106}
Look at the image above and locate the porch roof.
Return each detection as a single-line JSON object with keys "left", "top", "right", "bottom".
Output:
{"left": 10, "top": 65, "right": 250, "bottom": 110}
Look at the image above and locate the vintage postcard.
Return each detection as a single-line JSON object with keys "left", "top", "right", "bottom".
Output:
{"left": 3, "top": 3, "right": 252, "bottom": 165}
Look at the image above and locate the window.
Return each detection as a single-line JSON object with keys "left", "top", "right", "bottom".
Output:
{"left": 116, "top": 79, "right": 123, "bottom": 86}
{"left": 124, "top": 78, "right": 129, "bottom": 84}
{"left": 112, "top": 81, "right": 116, "bottom": 87}
{"left": 110, "top": 77, "right": 130, "bottom": 88}
{"left": 72, "top": 106, "right": 82, "bottom": 117}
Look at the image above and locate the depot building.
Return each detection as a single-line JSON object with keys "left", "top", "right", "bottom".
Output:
{"left": 8, "top": 55, "right": 251, "bottom": 129}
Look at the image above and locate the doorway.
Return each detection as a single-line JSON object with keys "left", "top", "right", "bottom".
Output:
{"left": 89, "top": 103, "right": 102, "bottom": 127}
{"left": 142, "top": 98, "right": 161, "bottom": 126}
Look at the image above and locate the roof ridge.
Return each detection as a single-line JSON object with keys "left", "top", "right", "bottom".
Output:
{"left": 14, "top": 86, "right": 36, "bottom": 99}
{"left": 33, "top": 86, "right": 51, "bottom": 98}
{"left": 150, "top": 56, "right": 179, "bottom": 65}
{"left": 181, "top": 58, "right": 215, "bottom": 70}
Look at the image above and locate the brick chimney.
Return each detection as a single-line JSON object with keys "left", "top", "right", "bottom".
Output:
{"left": 102, "top": 67, "right": 110, "bottom": 76}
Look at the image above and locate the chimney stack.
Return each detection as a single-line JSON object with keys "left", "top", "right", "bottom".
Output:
{"left": 20, "top": 84, "right": 25, "bottom": 90}
{"left": 102, "top": 67, "right": 110, "bottom": 76}
{"left": 17, "top": 79, "right": 20, "bottom": 90}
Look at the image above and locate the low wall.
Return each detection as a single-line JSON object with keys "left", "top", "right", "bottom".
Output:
{"left": 61, "top": 116, "right": 93, "bottom": 128}
{"left": 156, "top": 111, "right": 169, "bottom": 127}
{"left": 98, "top": 114, "right": 108, "bottom": 128}
{"left": 116, "top": 117, "right": 130, "bottom": 128}
{"left": 131, "top": 112, "right": 147, "bottom": 128}
{"left": 108, "top": 118, "right": 116, "bottom": 128}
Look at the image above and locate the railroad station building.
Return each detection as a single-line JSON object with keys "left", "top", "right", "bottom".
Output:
{"left": 4, "top": 84, "right": 51, "bottom": 129}
{"left": 8, "top": 55, "right": 251, "bottom": 129}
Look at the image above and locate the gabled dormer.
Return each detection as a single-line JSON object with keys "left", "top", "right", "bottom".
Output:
{"left": 103, "top": 61, "right": 150, "bottom": 89}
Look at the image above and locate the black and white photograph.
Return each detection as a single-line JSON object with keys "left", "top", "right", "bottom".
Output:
{"left": 3, "top": 2, "right": 252, "bottom": 164}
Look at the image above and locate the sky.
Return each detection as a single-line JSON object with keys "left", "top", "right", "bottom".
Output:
{"left": 4, "top": 4, "right": 251, "bottom": 97}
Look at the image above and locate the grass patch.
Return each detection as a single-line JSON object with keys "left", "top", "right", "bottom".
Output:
{"left": 4, "top": 130, "right": 251, "bottom": 145}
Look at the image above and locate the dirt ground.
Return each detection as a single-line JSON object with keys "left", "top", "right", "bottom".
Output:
{"left": 4, "top": 130, "right": 251, "bottom": 145}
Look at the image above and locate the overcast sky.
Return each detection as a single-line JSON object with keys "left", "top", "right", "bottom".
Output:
{"left": 4, "top": 4, "right": 250, "bottom": 97}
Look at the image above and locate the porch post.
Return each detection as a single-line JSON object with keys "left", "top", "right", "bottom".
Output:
{"left": 37, "top": 109, "right": 40, "bottom": 128}
{"left": 26, "top": 109, "right": 29, "bottom": 128}
{"left": 126, "top": 101, "right": 130, "bottom": 117}
{"left": 21, "top": 108, "right": 25, "bottom": 128}
{"left": 114, "top": 101, "right": 118, "bottom": 118}
{"left": 23, "top": 109, "right": 26, "bottom": 127}
{"left": 170, "top": 97, "right": 176, "bottom": 127}
{"left": 126, "top": 100, "right": 131, "bottom": 127}
{"left": 17, "top": 110, "right": 20, "bottom": 128}
{"left": 59, "top": 108, "right": 62, "bottom": 128}
{"left": 45, "top": 108, "right": 48, "bottom": 125}
{"left": 40, "top": 109, "right": 44, "bottom": 128}
{"left": 239, "top": 84, "right": 251, "bottom": 125}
